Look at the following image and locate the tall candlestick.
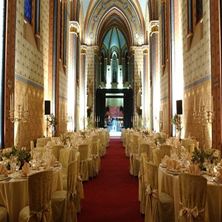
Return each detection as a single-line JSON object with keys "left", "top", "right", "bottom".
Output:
{"left": 12, "top": 93, "right": 14, "bottom": 111}
{"left": 10, "top": 94, "right": 12, "bottom": 112}
{"left": 194, "top": 96, "right": 196, "bottom": 111}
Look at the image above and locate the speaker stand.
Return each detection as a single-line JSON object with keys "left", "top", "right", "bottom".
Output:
{"left": 46, "top": 115, "right": 49, "bottom": 137}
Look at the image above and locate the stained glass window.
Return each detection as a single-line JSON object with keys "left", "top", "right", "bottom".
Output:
{"left": 24, "top": 0, "right": 32, "bottom": 23}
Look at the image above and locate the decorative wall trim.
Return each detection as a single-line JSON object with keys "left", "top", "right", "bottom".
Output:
{"left": 184, "top": 75, "right": 211, "bottom": 90}
{"left": 15, "top": 74, "right": 44, "bottom": 90}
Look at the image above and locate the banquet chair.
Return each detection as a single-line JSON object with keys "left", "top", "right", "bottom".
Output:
{"left": 49, "top": 145, "right": 64, "bottom": 161}
{"left": 129, "top": 134, "right": 139, "bottom": 176}
{"left": 0, "top": 206, "right": 7, "bottom": 222}
{"left": 89, "top": 140, "right": 101, "bottom": 177}
{"left": 144, "top": 162, "right": 174, "bottom": 222}
{"left": 36, "top": 137, "right": 51, "bottom": 147}
{"left": 62, "top": 152, "right": 84, "bottom": 213}
{"left": 52, "top": 161, "right": 78, "bottom": 222}
{"left": 178, "top": 174, "right": 207, "bottom": 222}
{"left": 19, "top": 170, "right": 53, "bottom": 222}
{"left": 153, "top": 145, "right": 172, "bottom": 166}
{"left": 160, "top": 144, "right": 172, "bottom": 156}
{"left": 59, "top": 148, "right": 77, "bottom": 176}
{"left": 139, "top": 143, "right": 153, "bottom": 162}
{"left": 78, "top": 144, "right": 90, "bottom": 181}
{"left": 139, "top": 153, "right": 148, "bottom": 213}
{"left": 99, "top": 131, "right": 106, "bottom": 156}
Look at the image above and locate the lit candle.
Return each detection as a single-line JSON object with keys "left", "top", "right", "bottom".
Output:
{"left": 12, "top": 93, "right": 14, "bottom": 111}
{"left": 10, "top": 94, "right": 12, "bottom": 112}
{"left": 26, "top": 95, "right": 28, "bottom": 111}
{"left": 199, "top": 97, "right": 202, "bottom": 111}
{"left": 194, "top": 96, "right": 196, "bottom": 111}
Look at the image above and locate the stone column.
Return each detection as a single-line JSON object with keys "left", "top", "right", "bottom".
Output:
{"left": 67, "top": 21, "right": 79, "bottom": 131}
{"left": 149, "top": 20, "right": 160, "bottom": 131}
{"left": 80, "top": 45, "right": 87, "bottom": 129}
{"left": 143, "top": 47, "right": 149, "bottom": 129}
{"left": 122, "top": 57, "right": 125, "bottom": 84}
{"left": 85, "top": 45, "right": 98, "bottom": 127}
{"left": 104, "top": 58, "right": 107, "bottom": 84}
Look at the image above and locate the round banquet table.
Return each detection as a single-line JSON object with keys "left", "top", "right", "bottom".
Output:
{"left": 0, "top": 166, "right": 63, "bottom": 222}
{"left": 158, "top": 166, "right": 222, "bottom": 222}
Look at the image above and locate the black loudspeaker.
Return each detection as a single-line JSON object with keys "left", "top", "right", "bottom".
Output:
{"left": 176, "top": 100, "right": 183, "bottom": 115}
{"left": 44, "top": 100, "right": 51, "bottom": 115}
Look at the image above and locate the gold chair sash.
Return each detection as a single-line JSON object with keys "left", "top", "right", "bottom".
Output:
{"left": 179, "top": 204, "right": 204, "bottom": 219}
{"left": 30, "top": 202, "right": 51, "bottom": 222}
{"left": 146, "top": 184, "right": 158, "bottom": 199}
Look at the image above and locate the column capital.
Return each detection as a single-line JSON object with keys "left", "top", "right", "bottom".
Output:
{"left": 69, "top": 21, "right": 80, "bottom": 34}
{"left": 148, "top": 20, "right": 159, "bottom": 36}
{"left": 81, "top": 45, "right": 87, "bottom": 54}
{"left": 142, "top": 45, "right": 149, "bottom": 54}
{"left": 131, "top": 45, "right": 149, "bottom": 52}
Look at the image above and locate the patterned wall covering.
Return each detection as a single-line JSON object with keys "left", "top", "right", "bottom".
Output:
{"left": 181, "top": 0, "right": 211, "bottom": 147}
{"left": 15, "top": 0, "right": 50, "bottom": 147}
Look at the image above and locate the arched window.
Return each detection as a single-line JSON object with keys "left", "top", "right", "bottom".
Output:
{"left": 35, "top": 0, "right": 40, "bottom": 34}
{"left": 24, "top": 0, "right": 41, "bottom": 35}
{"left": 24, "top": 0, "right": 32, "bottom": 23}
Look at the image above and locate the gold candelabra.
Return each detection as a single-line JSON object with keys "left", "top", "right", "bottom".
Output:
{"left": 9, "top": 93, "right": 29, "bottom": 123}
{"left": 9, "top": 104, "right": 29, "bottom": 123}
{"left": 193, "top": 105, "right": 214, "bottom": 125}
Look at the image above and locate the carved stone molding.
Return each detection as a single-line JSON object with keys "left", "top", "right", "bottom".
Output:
{"left": 149, "top": 20, "right": 159, "bottom": 36}
{"left": 69, "top": 21, "right": 80, "bottom": 34}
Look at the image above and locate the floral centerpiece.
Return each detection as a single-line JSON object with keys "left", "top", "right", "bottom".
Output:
{"left": 1, "top": 146, "right": 31, "bottom": 170}
{"left": 47, "top": 114, "right": 57, "bottom": 136}
{"left": 60, "top": 133, "right": 71, "bottom": 146}
{"left": 191, "top": 147, "right": 219, "bottom": 171}
{"left": 171, "top": 114, "right": 182, "bottom": 139}
{"left": 155, "top": 133, "right": 166, "bottom": 145}
{"left": 80, "top": 131, "right": 86, "bottom": 139}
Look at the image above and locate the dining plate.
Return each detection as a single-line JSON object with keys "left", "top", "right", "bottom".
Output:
{"left": 0, "top": 175, "right": 9, "bottom": 181}
{"left": 160, "top": 163, "right": 167, "bottom": 168}
{"left": 167, "top": 169, "right": 181, "bottom": 175}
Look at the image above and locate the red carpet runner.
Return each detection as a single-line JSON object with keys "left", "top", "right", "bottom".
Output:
{"left": 78, "top": 138, "right": 144, "bottom": 222}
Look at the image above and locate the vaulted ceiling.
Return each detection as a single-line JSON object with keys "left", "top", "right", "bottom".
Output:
{"left": 81, "top": 0, "right": 149, "bottom": 19}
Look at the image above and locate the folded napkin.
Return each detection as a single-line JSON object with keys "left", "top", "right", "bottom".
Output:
{"left": 161, "top": 155, "right": 170, "bottom": 166}
{"left": 166, "top": 159, "right": 181, "bottom": 170}
{"left": 188, "top": 164, "right": 201, "bottom": 175}
{"left": 22, "top": 162, "right": 30, "bottom": 176}
{"left": 216, "top": 169, "right": 222, "bottom": 182}
{"left": 0, "top": 165, "right": 8, "bottom": 176}
{"left": 49, "top": 155, "right": 57, "bottom": 167}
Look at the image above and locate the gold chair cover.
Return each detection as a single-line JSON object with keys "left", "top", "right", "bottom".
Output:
{"left": 19, "top": 170, "right": 53, "bottom": 222}
{"left": 0, "top": 206, "right": 7, "bottom": 222}
{"left": 153, "top": 145, "right": 171, "bottom": 166}
{"left": 129, "top": 135, "right": 139, "bottom": 176}
{"left": 89, "top": 140, "right": 101, "bottom": 177}
{"left": 139, "top": 153, "right": 148, "bottom": 213}
{"left": 50, "top": 145, "right": 64, "bottom": 161}
{"left": 144, "top": 162, "right": 174, "bottom": 222}
{"left": 78, "top": 144, "right": 90, "bottom": 181}
{"left": 178, "top": 174, "right": 207, "bottom": 222}
{"left": 52, "top": 161, "right": 78, "bottom": 222}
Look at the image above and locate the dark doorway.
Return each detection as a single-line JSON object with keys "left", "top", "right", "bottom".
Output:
{"left": 95, "top": 88, "right": 133, "bottom": 129}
